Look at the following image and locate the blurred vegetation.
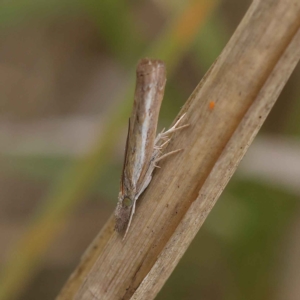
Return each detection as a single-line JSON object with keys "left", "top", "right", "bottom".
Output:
{"left": 0, "top": 0, "right": 300, "bottom": 300}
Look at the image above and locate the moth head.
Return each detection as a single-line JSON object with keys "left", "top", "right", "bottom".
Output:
{"left": 115, "top": 194, "right": 134, "bottom": 232}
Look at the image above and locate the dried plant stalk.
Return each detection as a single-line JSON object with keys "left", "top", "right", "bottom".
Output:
{"left": 57, "top": 0, "right": 300, "bottom": 299}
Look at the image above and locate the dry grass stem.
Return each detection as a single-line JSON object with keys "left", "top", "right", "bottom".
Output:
{"left": 57, "top": 0, "right": 300, "bottom": 299}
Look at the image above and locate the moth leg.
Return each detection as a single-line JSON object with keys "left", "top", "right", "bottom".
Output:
{"left": 160, "top": 114, "right": 189, "bottom": 138}
{"left": 155, "top": 113, "right": 188, "bottom": 146}
{"left": 154, "top": 139, "right": 170, "bottom": 152}
{"left": 153, "top": 114, "right": 188, "bottom": 167}
{"left": 154, "top": 148, "right": 183, "bottom": 166}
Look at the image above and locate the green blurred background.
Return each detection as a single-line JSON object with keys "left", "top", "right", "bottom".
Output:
{"left": 0, "top": 0, "right": 300, "bottom": 299}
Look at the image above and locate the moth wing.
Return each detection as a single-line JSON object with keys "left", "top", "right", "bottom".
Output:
{"left": 120, "top": 119, "right": 131, "bottom": 195}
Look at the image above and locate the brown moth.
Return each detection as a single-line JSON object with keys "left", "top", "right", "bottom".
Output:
{"left": 115, "top": 58, "right": 187, "bottom": 240}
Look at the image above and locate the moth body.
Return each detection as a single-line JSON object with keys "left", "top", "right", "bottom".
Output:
{"left": 115, "top": 58, "right": 188, "bottom": 239}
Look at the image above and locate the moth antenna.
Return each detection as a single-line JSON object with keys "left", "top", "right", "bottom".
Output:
{"left": 122, "top": 201, "right": 136, "bottom": 241}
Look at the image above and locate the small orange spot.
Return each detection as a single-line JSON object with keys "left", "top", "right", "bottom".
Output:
{"left": 209, "top": 101, "right": 215, "bottom": 110}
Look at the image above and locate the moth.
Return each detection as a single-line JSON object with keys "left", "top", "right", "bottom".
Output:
{"left": 115, "top": 58, "right": 187, "bottom": 240}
